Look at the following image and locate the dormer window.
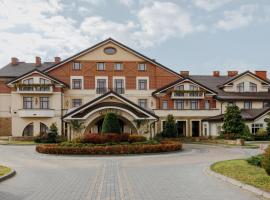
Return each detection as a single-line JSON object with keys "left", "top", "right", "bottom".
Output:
{"left": 175, "top": 85, "right": 184, "bottom": 97}
{"left": 23, "top": 78, "right": 34, "bottom": 84}
{"left": 249, "top": 82, "right": 257, "bottom": 92}
{"left": 237, "top": 82, "right": 244, "bottom": 92}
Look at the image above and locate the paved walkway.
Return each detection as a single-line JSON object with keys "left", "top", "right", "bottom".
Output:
{"left": 0, "top": 144, "right": 265, "bottom": 200}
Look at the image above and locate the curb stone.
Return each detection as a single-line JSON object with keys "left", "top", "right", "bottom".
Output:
{"left": 205, "top": 167, "right": 270, "bottom": 199}
{"left": 0, "top": 169, "right": 16, "bottom": 182}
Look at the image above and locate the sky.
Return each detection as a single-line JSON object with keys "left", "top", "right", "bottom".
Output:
{"left": 0, "top": 0, "right": 270, "bottom": 76}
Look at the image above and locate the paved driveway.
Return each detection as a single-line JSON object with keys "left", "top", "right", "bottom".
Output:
{"left": 0, "top": 144, "right": 265, "bottom": 200}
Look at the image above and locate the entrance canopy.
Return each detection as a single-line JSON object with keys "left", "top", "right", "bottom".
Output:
{"left": 63, "top": 91, "right": 158, "bottom": 121}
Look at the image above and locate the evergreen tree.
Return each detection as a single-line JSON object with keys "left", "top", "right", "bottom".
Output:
{"left": 101, "top": 112, "right": 121, "bottom": 134}
{"left": 222, "top": 105, "right": 245, "bottom": 139}
{"left": 163, "top": 114, "right": 178, "bottom": 138}
{"left": 47, "top": 123, "right": 58, "bottom": 143}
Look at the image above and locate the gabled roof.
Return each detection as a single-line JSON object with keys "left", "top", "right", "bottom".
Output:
{"left": 63, "top": 90, "right": 158, "bottom": 120}
{"left": 203, "top": 107, "right": 270, "bottom": 122}
{"left": 221, "top": 70, "right": 270, "bottom": 86}
{"left": 44, "top": 38, "right": 181, "bottom": 77}
{"left": 0, "top": 62, "right": 54, "bottom": 78}
{"left": 6, "top": 69, "right": 68, "bottom": 87}
{"left": 152, "top": 77, "right": 217, "bottom": 96}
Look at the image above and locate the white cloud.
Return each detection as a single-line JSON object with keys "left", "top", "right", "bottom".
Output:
{"left": 192, "top": 0, "right": 232, "bottom": 11}
{"left": 134, "top": 1, "right": 204, "bottom": 47}
{"left": 118, "top": 0, "right": 134, "bottom": 7}
{"left": 216, "top": 5, "right": 257, "bottom": 31}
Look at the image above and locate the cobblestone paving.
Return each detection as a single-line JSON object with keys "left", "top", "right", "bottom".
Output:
{"left": 0, "top": 144, "right": 265, "bottom": 200}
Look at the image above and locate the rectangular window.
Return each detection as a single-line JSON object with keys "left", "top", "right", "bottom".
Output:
{"left": 251, "top": 123, "right": 263, "bottom": 134}
{"left": 227, "top": 101, "right": 235, "bottom": 107}
{"left": 138, "top": 99, "right": 147, "bottom": 109}
{"left": 174, "top": 100, "right": 184, "bottom": 109}
{"left": 23, "top": 78, "right": 34, "bottom": 84}
{"left": 114, "top": 63, "right": 122, "bottom": 70}
{"left": 249, "top": 82, "right": 257, "bottom": 92}
{"left": 237, "top": 82, "right": 244, "bottom": 92}
{"left": 138, "top": 63, "right": 146, "bottom": 71}
{"left": 39, "top": 78, "right": 49, "bottom": 84}
{"left": 138, "top": 79, "right": 147, "bottom": 90}
{"left": 72, "top": 62, "right": 81, "bottom": 70}
{"left": 162, "top": 100, "right": 168, "bottom": 109}
{"left": 244, "top": 101, "right": 252, "bottom": 109}
{"left": 189, "top": 85, "right": 199, "bottom": 97}
{"left": 23, "top": 97, "right": 33, "bottom": 109}
{"left": 72, "top": 99, "right": 82, "bottom": 108}
{"left": 40, "top": 97, "right": 49, "bottom": 109}
{"left": 205, "top": 100, "right": 210, "bottom": 110}
{"left": 114, "top": 79, "right": 124, "bottom": 94}
{"left": 97, "top": 63, "right": 105, "bottom": 71}
{"left": 190, "top": 100, "right": 198, "bottom": 110}
{"left": 96, "top": 79, "right": 107, "bottom": 94}
{"left": 174, "top": 85, "right": 184, "bottom": 97}
{"left": 72, "top": 79, "right": 82, "bottom": 89}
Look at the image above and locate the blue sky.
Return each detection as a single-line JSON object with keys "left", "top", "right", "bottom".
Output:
{"left": 0, "top": 0, "right": 270, "bottom": 76}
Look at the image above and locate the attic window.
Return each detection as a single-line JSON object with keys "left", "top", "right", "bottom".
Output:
{"left": 104, "top": 47, "right": 117, "bottom": 55}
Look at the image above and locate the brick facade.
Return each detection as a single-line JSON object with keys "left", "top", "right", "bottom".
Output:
{"left": 0, "top": 117, "right": 12, "bottom": 136}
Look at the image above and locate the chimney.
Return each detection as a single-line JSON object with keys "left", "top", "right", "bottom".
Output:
{"left": 227, "top": 71, "right": 238, "bottom": 77}
{"left": 255, "top": 71, "right": 267, "bottom": 80}
{"left": 180, "top": 71, "right": 189, "bottom": 77}
{"left": 213, "top": 71, "right": 220, "bottom": 77}
{"left": 11, "top": 57, "right": 19, "bottom": 65}
{"left": 35, "top": 56, "right": 41, "bottom": 66}
{"left": 54, "top": 57, "right": 61, "bottom": 63}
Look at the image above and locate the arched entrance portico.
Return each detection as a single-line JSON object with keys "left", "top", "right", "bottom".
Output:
{"left": 63, "top": 91, "right": 159, "bottom": 140}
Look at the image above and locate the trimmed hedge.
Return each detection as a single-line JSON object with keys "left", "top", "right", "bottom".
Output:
{"left": 36, "top": 141, "right": 182, "bottom": 155}
{"left": 81, "top": 133, "right": 146, "bottom": 144}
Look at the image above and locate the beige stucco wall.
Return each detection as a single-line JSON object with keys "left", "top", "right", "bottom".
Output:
{"left": 223, "top": 74, "right": 269, "bottom": 92}
{"left": 77, "top": 42, "right": 144, "bottom": 61}
{"left": 221, "top": 101, "right": 264, "bottom": 113}
{"left": 0, "top": 94, "right": 11, "bottom": 117}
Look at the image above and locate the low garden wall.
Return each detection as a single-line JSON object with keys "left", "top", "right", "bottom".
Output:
{"left": 36, "top": 141, "right": 182, "bottom": 155}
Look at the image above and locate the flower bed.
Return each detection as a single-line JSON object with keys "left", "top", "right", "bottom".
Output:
{"left": 36, "top": 141, "right": 182, "bottom": 155}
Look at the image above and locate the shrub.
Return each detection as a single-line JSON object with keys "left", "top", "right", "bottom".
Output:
{"left": 262, "top": 146, "right": 270, "bottom": 175}
{"left": 222, "top": 105, "right": 245, "bottom": 139}
{"left": 254, "top": 128, "right": 270, "bottom": 141}
{"left": 247, "top": 155, "right": 263, "bottom": 167}
{"left": 128, "top": 135, "right": 147, "bottom": 143}
{"left": 239, "top": 125, "right": 252, "bottom": 140}
{"left": 35, "top": 123, "right": 61, "bottom": 143}
{"left": 162, "top": 114, "right": 178, "bottom": 138}
{"left": 83, "top": 133, "right": 107, "bottom": 144}
{"left": 101, "top": 112, "right": 121, "bottom": 134}
{"left": 266, "top": 116, "right": 270, "bottom": 135}
{"left": 36, "top": 141, "right": 182, "bottom": 155}
{"left": 82, "top": 133, "right": 136, "bottom": 144}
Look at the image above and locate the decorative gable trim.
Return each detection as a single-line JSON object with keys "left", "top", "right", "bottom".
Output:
{"left": 6, "top": 69, "right": 68, "bottom": 87}
{"left": 152, "top": 77, "right": 217, "bottom": 96}
{"left": 43, "top": 38, "right": 181, "bottom": 78}
{"left": 221, "top": 71, "right": 270, "bottom": 87}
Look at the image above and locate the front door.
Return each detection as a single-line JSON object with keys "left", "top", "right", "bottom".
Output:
{"left": 192, "top": 121, "right": 200, "bottom": 137}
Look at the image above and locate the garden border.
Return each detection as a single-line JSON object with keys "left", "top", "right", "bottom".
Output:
{"left": 0, "top": 169, "right": 16, "bottom": 182}
{"left": 205, "top": 166, "right": 270, "bottom": 199}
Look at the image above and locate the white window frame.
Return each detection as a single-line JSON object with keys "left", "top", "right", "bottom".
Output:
{"left": 95, "top": 76, "right": 108, "bottom": 89}
{"left": 72, "top": 99, "right": 82, "bottom": 108}
{"left": 136, "top": 77, "right": 149, "bottom": 90}
{"left": 244, "top": 101, "right": 252, "bottom": 109}
{"left": 112, "top": 76, "right": 125, "bottom": 90}
{"left": 138, "top": 99, "right": 148, "bottom": 109}
{"left": 162, "top": 100, "right": 168, "bottom": 109}
{"left": 72, "top": 62, "right": 82, "bottom": 70}
{"left": 114, "top": 63, "right": 123, "bottom": 71}
{"left": 70, "top": 76, "right": 84, "bottom": 90}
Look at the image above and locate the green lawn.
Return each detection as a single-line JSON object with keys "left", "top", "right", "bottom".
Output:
{"left": 0, "top": 165, "right": 11, "bottom": 177}
{"left": 211, "top": 160, "right": 270, "bottom": 192}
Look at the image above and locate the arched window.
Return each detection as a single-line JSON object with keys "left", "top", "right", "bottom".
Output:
{"left": 40, "top": 123, "right": 49, "bottom": 134}
{"left": 22, "top": 78, "right": 34, "bottom": 84}
{"left": 249, "top": 82, "right": 257, "bottom": 92}
{"left": 22, "top": 123, "right": 34, "bottom": 136}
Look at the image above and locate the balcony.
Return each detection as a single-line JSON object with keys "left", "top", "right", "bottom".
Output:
{"left": 96, "top": 87, "right": 108, "bottom": 94}
{"left": 171, "top": 91, "right": 204, "bottom": 99}
{"left": 16, "top": 84, "right": 53, "bottom": 94}
{"left": 17, "top": 109, "right": 55, "bottom": 118}
{"left": 113, "top": 87, "right": 125, "bottom": 94}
